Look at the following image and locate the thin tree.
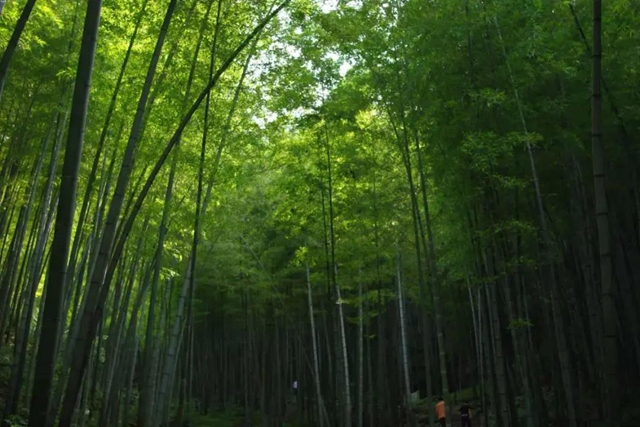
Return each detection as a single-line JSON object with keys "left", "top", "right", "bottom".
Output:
{"left": 0, "top": 0, "right": 38, "bottom": 101}
{"left": 493, "top": 15, "right": 576, "bottom": 426}
{"left": 324, "top": 125, "right": 352, "bottom": 427}
{"left": 27, "top": 0, "right": 105, "bottom": 424}
{"left": 58, "top": 1, "right": 180, "bottom": 421}
{"left": 592, "top": 0, "right": 618, "bottom": 423}
{"left": 306, "top": 260, "right": 326, "bottom": 427}
{"left": 396, "top": 241, "right": 417, "bottom": 427}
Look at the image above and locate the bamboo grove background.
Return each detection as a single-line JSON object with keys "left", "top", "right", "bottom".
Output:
{"left": 0, "top": 0, "right": 638, "bottom": 426}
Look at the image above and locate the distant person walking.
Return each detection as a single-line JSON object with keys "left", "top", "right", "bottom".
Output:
{"left": 435, "top": 397, "right": 446, "bottom": 427}
{"left": 460, "top": 402, "right": 472, "bottom": 427}
{"left": 292, "top": 380, "right": 298, "bottom": 398}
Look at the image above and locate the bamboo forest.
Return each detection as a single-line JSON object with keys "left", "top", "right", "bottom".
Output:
{"left": 0, "top": 0, "right": 638, "bottom": 425}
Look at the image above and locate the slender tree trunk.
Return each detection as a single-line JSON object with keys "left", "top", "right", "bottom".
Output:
{"left": 388, "top": 109, "right": 435, "bottom": 427}
{"left": 3, "top": 129, "right": 59, "bottom": 421}
{"left": 153, "top": 278, "right": 171, "bottom": 418}
{"left": 136, "top": 16, "right": 189, "bottom": 414}
{"left": 100, "top": 249, "right": 142, "bottom": 425}
{"left": 157, "top": 264, "right": 192, "bottom": 424}
{"left": 49, "top": 144, "right": 116, "bottom": 421}
{"left": 306, "top": 262, "right": 326, "bottom": 427}
{"left": 396, "top": 243, "right": 417, "bottom": 427}
{"left": 24, "top": 251, "right": 50, "bottom": 405}
{"left": 357, "top": 277, "right": 364, "bottom": 427}
{"left": 0, "top": 0, "right": 38, "bottom": 101}
{"left": 122, "top": 272, "right": 145, "bottom": 427}
{"left": 484, "top": 245, "right": 510, "bottom": 427}
{"left": 365, "top": 304, "right": 374, "bottom": 427}
{"left": 467, "top": 276, "right": 487, "bottom": 419}
{"left": 0, "top": 141, "right": 47, "bottom": 344}
{"left": 28, "top": 0, "right": 104, "bottom": 423}
{"left": 591, "top": 1, "right": 618, "bottom": 423}
{"left": 59, "top": 2, "right": 179, "bottom": 421}
{"left": 146, "top": 0, "right": 200, "bottom": 113}
{"left": 493, "top": 16, "right": 577, "bottom": 426}
{"left": 403, "top": 101, "right": 449, "bottom": 416}
{"left": 65, "top": 0, "right": 149, "bottom": 305}
{"left": 476, "top": 286, "right": 488, "bottom": 427}
{"left": 324, "top": 126, "right": 351, "bottom": 427}
{"left": 137, "top": 243, "right": 165, "bottom": 426}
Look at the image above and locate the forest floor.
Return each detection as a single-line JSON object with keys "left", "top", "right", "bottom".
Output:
{"left": 169, "top": 390, "right": 640, "bottom": 427}
{"left": 415, "top": 402, "right": 484, "bottom": 427}
{"left": 192, "top": 413, "right": 241, "bottom": 427}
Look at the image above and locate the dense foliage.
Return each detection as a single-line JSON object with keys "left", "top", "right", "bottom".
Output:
{"left": 0, "top": 0, "right": 638, "bottom": 426}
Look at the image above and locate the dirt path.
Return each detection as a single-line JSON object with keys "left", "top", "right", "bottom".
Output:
{"left": 416, "top": 400, "right": 484, "bottom": 427}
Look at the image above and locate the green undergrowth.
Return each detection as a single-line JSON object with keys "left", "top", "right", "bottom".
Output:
{"left": 192, "top": 412, "right": 307, "bottom": 427}
{"left": 192, "top": 413, "right": 241, "bottom": 427}
{"left": 413, "top": 386, "right": 479, "bottom": 412}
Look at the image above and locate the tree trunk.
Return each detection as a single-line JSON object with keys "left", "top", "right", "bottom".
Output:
{"left": 325, "top": 126, "right": 351, "bottom": 427}
{"left": 396, "top": 243, "right": 417, "bottom": 427}
{"left": 484, "top": 246, "right": 510, "bottom": 427}
{"left": 3, "top": 130, "right": 59, "bottom": 421}
{"left": 591, "top": 1, "right": 618, "bottom": 423}
{"left": 493, "top": 15, "right": 577, "bottom": 426}
{"left": 306, "top": 262, "right": 326, "bottom": 427}
{"left": 59, "top": 2, "right": 180, "bottom": 421}
{"left": 64, "top": 0, "right": 149, "bottom": 308}
{"left": 0, "top": 0, "right": 38, "bottom": 101}
{"left": 27, "top": 0, "right": 104, "bottom": 423}
{"left": 357, "top": 277, "right": 364, "bottom": 427}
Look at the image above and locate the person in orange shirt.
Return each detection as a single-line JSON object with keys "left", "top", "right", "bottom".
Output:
{"left": 435, "top": 397, "right": 446, "bottom": 427}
